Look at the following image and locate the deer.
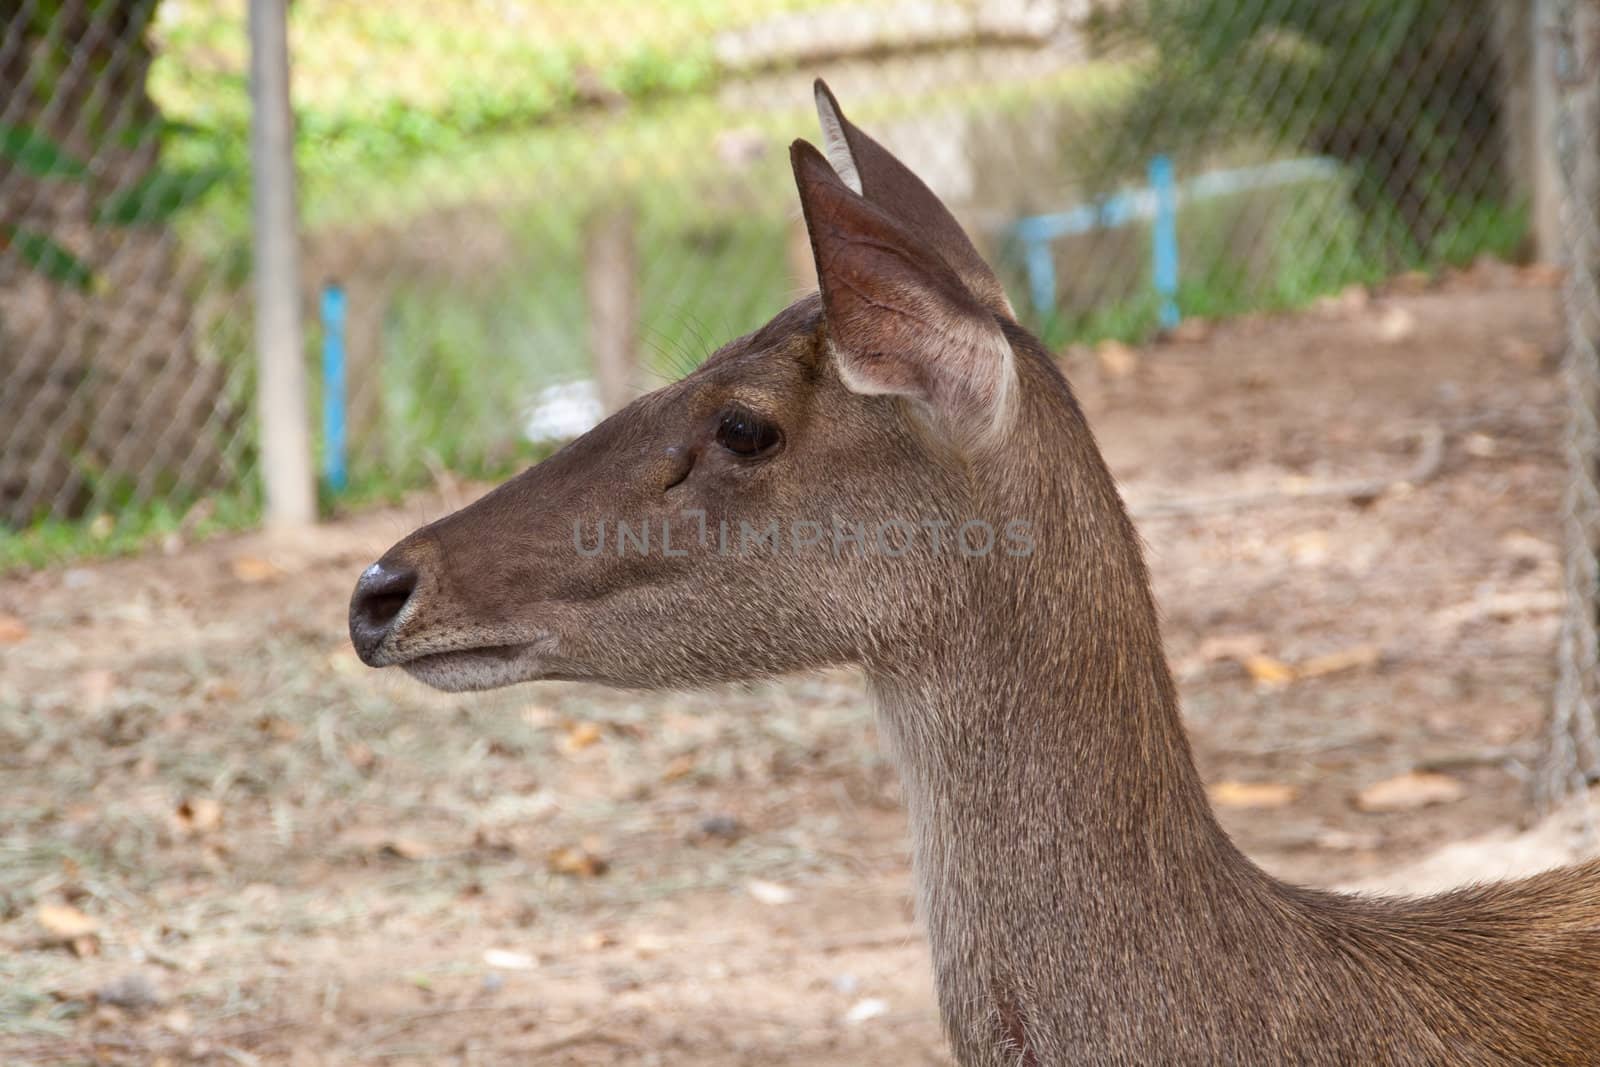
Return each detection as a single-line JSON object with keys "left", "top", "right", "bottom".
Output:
{"left": 349, "top": 81, "right": 1600, "bottom": 1065}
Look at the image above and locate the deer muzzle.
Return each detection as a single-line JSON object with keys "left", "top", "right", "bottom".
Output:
{"left": 349, "top": 559, "right": 420, "bottom": 665}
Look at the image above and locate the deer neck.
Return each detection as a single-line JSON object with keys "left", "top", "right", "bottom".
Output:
{"left": 869, "top": 577, "right": 1255, "bottom": 932}
{"left": 868, "top": 364, "right": 1282, "bottom": 1047}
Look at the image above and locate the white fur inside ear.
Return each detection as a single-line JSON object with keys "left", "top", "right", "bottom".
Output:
{"left": 814, "top": 86, "right": 863, "bottom": 196}
{"left": 827, "top": 317, "right": 1017, "bottom": 450}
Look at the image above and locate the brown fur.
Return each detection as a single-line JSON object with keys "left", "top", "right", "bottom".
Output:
{"left": 351, "top": 83, "right": 1600, "bottom": 1065}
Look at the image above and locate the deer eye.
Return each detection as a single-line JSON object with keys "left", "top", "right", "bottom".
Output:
{"left": 715, "top": 408, "right": 782, "bottom": 457}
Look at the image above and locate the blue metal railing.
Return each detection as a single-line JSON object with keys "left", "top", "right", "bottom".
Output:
{"left": 1011, "top": 155, "right": 1342, "bottom": 325}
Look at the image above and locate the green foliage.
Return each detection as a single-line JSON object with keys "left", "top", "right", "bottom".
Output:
{"left": 612, "top": 46, "right": 718, "bottom": 99}
{"left": 93, "top": 163, "right": 231, "bottom": 225}
{"left": 0, "top": 122, "right": 88, "bottom": 178}
{"left": 148, "top": 0, "right": 834, "bottom": 191}
{"left": 0, "top": 223, "right": 95, "bottom": 291}
{"left": 0, "top": 491, "right": 259, "bottom": 574}
{"left": 0, "top": 122, "right": 233, "bottom": 290}
{"left": 1091, "top": 0, "right": 1509, "bottom": 249}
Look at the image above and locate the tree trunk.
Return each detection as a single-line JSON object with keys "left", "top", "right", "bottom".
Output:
{"left": 0, "top": 0, "right": 237, "bottom": 526}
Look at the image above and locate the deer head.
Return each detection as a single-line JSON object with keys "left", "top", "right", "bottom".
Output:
{"left": 349, "top": 81, "right": 1121, "bottom": 697}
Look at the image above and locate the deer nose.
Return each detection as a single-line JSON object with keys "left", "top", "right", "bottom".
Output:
{"left": 349, "top": 560, "right": 419, "bottom": 664}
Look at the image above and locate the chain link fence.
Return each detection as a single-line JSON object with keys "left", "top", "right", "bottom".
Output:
{"left": 12, "top": 0, "right": 1600, "bottom": 779}
{"left": 7, "top": 2, "right": 1598, "bottom": 781}
{"left": 1, "top": 0, "right": 1533, "bottom": 535}
{"left": 1, "top": 0, "right": 253, "bottom": 536}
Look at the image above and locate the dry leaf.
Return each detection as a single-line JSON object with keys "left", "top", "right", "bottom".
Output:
{"left": 661, "top": 753, "right": 697, "bottom": 782}
{"left": 521, "top": 704, "right": 559, "bottom": 729}
{"left": 1287, "top": 530, "right": 1330, "bottom": 566}
{"left": 1461, "top": 254, "right": 1515, "bottom": 287}
{"left": 1095, "top": 340, "right": 1138, "bottom": 379}
{"left": 1193, "top": 634, "right": 1267, "bottom": 663}
{"left": 37, "top": 903, "right": 99, "bottom": 940}
{"left": 483, "top": 948, "right": 537, "bottom": 971}
{"left": 560, "top": 721, "right": 603, "bottom": 754}
{"left": 1184, "top": 633, "right": 1280, "bottom": 675}
{"left": 548, "top": 845, "right": 608, "bottom": 877}
{"left": 582, "top": 930, "right": 618, "bottom": 951}
{"left": 746, "top": 879, "right": 795, "bottom": 905}
{"left": 326, "top": 647, "right": 365, "bottom": 677}
{"left": 1374, "top": 306, "right": 1417, "bottom": 344}
{"left": 632, "top": 933, "right": 670, "bottom": 959}
{"left": 173, "top": 796, "right": 223, "bottom": 836}
{"left": 379, "top": 837, "right": 431, "bottom": 861}
{"left": 845, "top": 998, "right": 890, "bottom": 1024}
{"left": 472, "top": 827, "right": 515, "bottom": 856}
{"left": 1296, "top": 644, "right": 1383, "bottom": 680}
{"left": 230, "top": 555, "right": 282, "bottom": 584}
{"left": 1499, "top": 531, "right": 1556, "bottom": 564}
{"left": 1388, "top": 270, "right": 1432, "bottom": 295}
{"left": 1502, "top": 338, "right": 1545, "bottom": 367}
{"left": 255, "top": 715, "right": 301, "bottom": 742}
{"left": 1243, "top": 654, "right": 1295, "bottom": 687}
{"left": 1209, "top": 781, "right": 1297, "bottom": 810}
{"left": 1355, "top": 771, "right": 1464, "bottom": 813}
{"left": 79, "top": 669, "right": 115, "bottom": 712}
{"left": 1325, "top": 283, "right": 1370, "bottom": 314}
{"left": 1519, "top": 262, "right": 1565, "bottom": 288}
{"left": 0, "top": 614, "right": 28, "bottom": 643}
{"left": 1315, "top": 828, "right": 1383, "bottom": 851}
{"left": 1167, "top": 317, "right": 1211, "bottom": 344}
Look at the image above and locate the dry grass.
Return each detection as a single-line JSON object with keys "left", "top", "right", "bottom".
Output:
{"left": 0, "top": 271, "right": 1574, "bottom": 1063}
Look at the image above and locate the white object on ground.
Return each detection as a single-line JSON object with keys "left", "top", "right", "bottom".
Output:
{"left": 845, "top": 997, "right": 890, "bottom": 1024}
{"left": 524, "top": 379, "right": 603, "bottom": 444}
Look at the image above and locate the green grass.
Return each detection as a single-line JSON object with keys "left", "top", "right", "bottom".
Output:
{"left": 1032, "top": 170, "right": 1528, "bottom": 349}
{"left": 151, "top": 0, "right": 830, "bottom": 135}
{"left": 148, "top": 0, "right": 843, "bottom": 220}
{"left": 0, "top": 491, "right": 261, "bottom": 573}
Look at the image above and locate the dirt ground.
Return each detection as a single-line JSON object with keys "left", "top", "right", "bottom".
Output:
{"left": 0, "top": 269, "right": 1578, "bottom": 1064}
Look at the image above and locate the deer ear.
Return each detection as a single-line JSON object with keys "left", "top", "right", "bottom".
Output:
{"left": 791, "top": 138, "right": 1015, "bottom": 447}
{"left": 812, "top": 79, "right": 1013, "bottom": 319}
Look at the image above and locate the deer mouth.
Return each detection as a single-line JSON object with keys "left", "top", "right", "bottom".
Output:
{"left": 396, "top": 642, "right": 548, "bottom": 692}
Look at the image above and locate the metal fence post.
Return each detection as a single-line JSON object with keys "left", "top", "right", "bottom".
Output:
{"left": 321, "top": 283, "right": 348, "bottom": 494}
{"left": 585, "top": 202, "right": 640, "bottom": 415}
{"left": 249, "top": 0, "right": 315, "bottom": 527}
{"left": 1530, "top": 0, "right": 1566, "bottom": 261}
{"left": 1149, "top": 154, "right": 1181, "bottom": 330}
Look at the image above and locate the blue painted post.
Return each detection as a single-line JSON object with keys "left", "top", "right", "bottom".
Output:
{"left": 321, "top": 283, "right": 348, "bottom": 493}
{"left": 1018, "top": 220, "right": 1059, "bottom": 324}
{"left": 1149, "top": 154, "right": 1181, "bottom": 330}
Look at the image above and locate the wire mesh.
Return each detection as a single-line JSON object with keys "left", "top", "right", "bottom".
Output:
{"left": 1, "top": 0, "right": 253, "bottom": 534}
{"left": 0, "top": 0, "right": 1549, "bottom": 548}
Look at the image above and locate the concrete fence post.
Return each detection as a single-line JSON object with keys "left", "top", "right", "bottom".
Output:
{"left": 585, "top": 203, "right": 641, "bottom": 415}
{"left": 249, "top": 0, "right": 315, "bottom": 527}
